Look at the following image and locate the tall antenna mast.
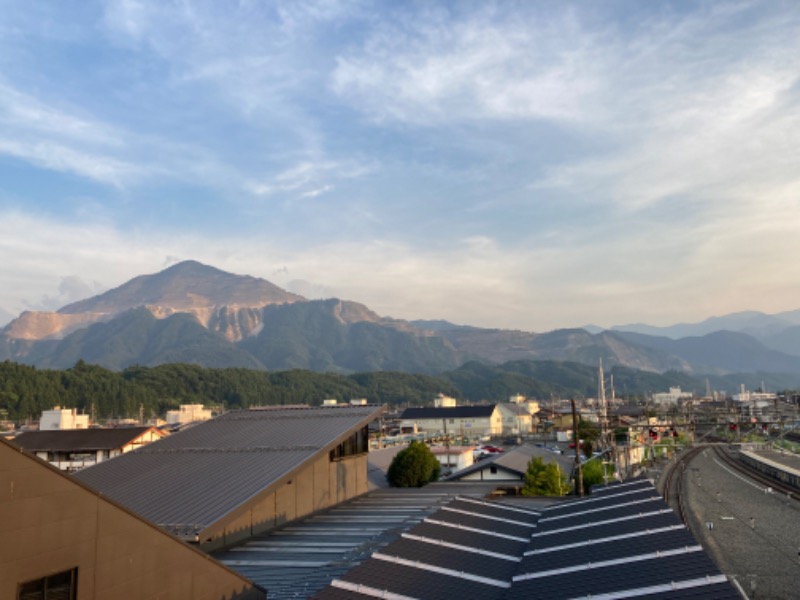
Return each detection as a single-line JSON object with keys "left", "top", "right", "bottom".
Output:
{"left": 599, "top": 358, "right": 608, "bottom": 448}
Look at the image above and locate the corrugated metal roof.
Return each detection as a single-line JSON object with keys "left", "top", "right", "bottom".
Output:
{"left": 74, "top": 405, "right": 383, "bottom": 538}
{"left": 400, "top": 405, "right": 497, "bottom": 420}
{"left": 11, "top": 427, "right": 159, "bottom": 452}
{"left": 215, "top": 483, "right": 506, "bottom": 600}
{"left": 313, "top": 478, "right": 740, "bottom": 600}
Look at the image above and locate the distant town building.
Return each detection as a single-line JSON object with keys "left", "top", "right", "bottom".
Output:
{"left": 433, "top": 393, "right": 457, "bottom": 408}
{"left": 508, "top": 393, "right": 540, "bottom": 416}
{"left": 165, "top": 403, "right": 213, "bottom": 426}
{"left": 733, "top": 384, "right": 777, "bottom": 403}
{"left": 11, "top": 426, "right": 166, "bottom": 472}
{"left": 652, "top": 387, "right": 693, "bottom": 405}
{"left": 428, "top": 445, "right": 475, "bottom": 473}
{"left": 39, "top": 407, "right": 90, "bottom": 430}
{"left": 399, "top": 405, "right": 502, "bottom": 438}
{"left": 497, "top": 403, "right": 533, "bottom": 435}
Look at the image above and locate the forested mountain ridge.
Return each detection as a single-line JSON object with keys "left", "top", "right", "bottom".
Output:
{"left": 3, "top": 261, "right": 800, "bottom": 376}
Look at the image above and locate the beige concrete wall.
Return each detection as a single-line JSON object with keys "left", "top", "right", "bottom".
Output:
{"left": 0, "top": 440, "right": 264, "bottom": 600}
{"left": 204, "top": 453, "right": 369, "bottom": 552}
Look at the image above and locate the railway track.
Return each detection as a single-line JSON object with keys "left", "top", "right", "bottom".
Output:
{"left": 661, "top": 445, "right": 705, "bottom": 525}
{"left": 710, "top": 445, "right": 800, "bottom": 500}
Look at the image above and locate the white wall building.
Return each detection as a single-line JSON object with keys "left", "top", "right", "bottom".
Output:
{"left": 509, "top": 394, "right": 540, "bottom": 416}
{"left": 497, "top": 403, "right": 533, "bottom": 435}
{"left": 166, "top": 404, "right": 213, "bottom": 426}
{"left": 399, "top": 405, "right": 502, "bottom": 438}
{"left": 652, "top": 387, "right": 693, "bottom": 406}
{"left": 433, "top": 394, "right": 457, "bottom": 408}
{"left": 40, "top": 407, "right": 90, "bottom": 431}
{"left": 429, "top": 445, "right": 474, "bottom": 473}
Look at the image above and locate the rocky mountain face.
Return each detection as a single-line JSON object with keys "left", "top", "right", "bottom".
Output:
{"left": 1, "top": 262, "right": 463, "bottom": 373}
{"left": 5, "top": 261, "right": 303, "bottom": 343}
{"left": 3, "top": 261, "right": 799, "bottom": 376}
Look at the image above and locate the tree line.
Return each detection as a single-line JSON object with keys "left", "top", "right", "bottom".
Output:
{"left": 0, "top": 360, "right": 462, "bottom": 422}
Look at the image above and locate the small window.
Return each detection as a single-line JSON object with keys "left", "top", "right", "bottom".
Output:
{"left": 490, "top": 466, "right": 498, "bottom": 474}
{"left": 18, "top": 567, "right": 78, "bottom": 600}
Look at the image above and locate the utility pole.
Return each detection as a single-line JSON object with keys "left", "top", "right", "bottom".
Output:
{"left": 572, "top": 399, "right": 584, "bottom": 497}
{"left": 443, "top": 417, "right": 450, "bottom": 473}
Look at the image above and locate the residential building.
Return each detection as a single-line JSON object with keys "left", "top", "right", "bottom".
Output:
{"left": 509, "top": 393, "right": 540, "bottom": 415}
{"left": 497, "top": 403, "right": 533, "bottom": 435}
{"left": 429, "top": 445, "right": 474, "bottom": 473}
{"left": 433, "top": 393, "right": 457, "bottom": 408}
{"left": 652, "top": 386, "right": 694, "bottom": 405}
{"left": 165, "top": 403, "right": 213, "bottom": 426}
{"left": 39, "top": 406, "right": 89, "bottom": 430}
{"left": 399, "top": 405, "right": 502, "bottom": 438}
{"left": 11, "top": 426, "right": 166, "bottom": 472}
{"left": 445, "top": 444, "right": 574, "bottom": 486}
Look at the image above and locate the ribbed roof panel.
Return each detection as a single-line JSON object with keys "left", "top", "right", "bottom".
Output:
{"left": 74, "top": 405, "right": 382, "bottom": 535}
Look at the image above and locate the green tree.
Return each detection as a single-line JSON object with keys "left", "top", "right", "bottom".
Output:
{"left": 387, "top": 441, "right": 441, "bottom": 488}
{"left": 577, "top": 418, "right": 600, "bottom": 458}
{"left": 522, "top": 457, "right": 567, "bottom": 496}
{"left": 581, "top": 458, "right": 613, "bottom": 493}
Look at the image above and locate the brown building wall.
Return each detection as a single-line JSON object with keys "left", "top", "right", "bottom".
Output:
{"left": 201, "top": 453, "right": 368, "bottom": 552}
{"left": 0, "top": 441, "right": 264, "bottom": 600}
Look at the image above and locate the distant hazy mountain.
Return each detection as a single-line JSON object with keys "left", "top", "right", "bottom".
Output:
{"left": 431, "top": 326, "right": 692, "bottom": 372}
{"left": 3, "top": 260, "right": 800, "bottom": 376}
{"left": 612, "top": 330, "right": 800, "bottom": 374}
{"left": 612, "top": 310, "right": 800, "bottom": 340}
{"left": 0, "top": 306, "right": 13, "bottom": 328}
{"left": 761, "top": 325, "right": 800, "bottom": 358}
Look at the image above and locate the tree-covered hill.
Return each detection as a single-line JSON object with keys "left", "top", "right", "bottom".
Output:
{"left": 2, "top": 359, "right": 800, "bottom": 424}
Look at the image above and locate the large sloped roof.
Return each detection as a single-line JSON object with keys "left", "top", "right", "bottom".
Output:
{"left": 313, "top": 478, "right": 740, "bottom": 600}
{"left": 400, "top": 405, "right": 497, "bottom": 420}
{"left": 74, "top": 405, "right": 383, "bottom": 539}
{"left": 12, "top": 426, "right": 160, "bottom": 452}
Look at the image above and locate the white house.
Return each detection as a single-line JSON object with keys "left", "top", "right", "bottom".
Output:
{"left": 508, "top": 394, "right": 540, "bottom": 416}
{"left": 497, "top": 403, "right": 533, "bottom": 435}
{"left": 652, "top": 387, "right": 693, "bottom": 405}
{"left": 433, "top": 393, "right": 457, "bottom": 408}
{"left": 429, "top": 445, "right": 475, "bottom": 473}
{"left": 166, "top": 404, "right": 213, "bottom": 426}
{"left": 12, "top": 426, "right": 167, "bottom": 472}
{"left": 39, "top": 407, "right": 90, "bottom": 431}
{"left": 399, "top": 405, "right": 502, "bottom": 438}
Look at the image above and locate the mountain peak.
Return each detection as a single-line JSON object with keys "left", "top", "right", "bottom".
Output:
{"left": 58, "top": 261, "right": 302, "bottom": 315}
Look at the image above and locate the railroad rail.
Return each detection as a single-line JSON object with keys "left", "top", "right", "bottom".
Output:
{"left": 661, "top": 445, "right": 705, "bottom": 525}
{"left": 710, "top": 445, "right": 800, "bottom": 501}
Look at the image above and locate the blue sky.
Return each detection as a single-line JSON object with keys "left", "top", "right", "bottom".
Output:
{"left": 1, "top": 0, "right": 799, "bottom": 331}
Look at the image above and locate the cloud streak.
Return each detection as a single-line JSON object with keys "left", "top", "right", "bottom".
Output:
{"left": 1, "top": 2, "right": 800, "bottom": 331}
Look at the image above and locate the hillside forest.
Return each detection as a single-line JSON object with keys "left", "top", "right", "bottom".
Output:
{"left": 1, "top": 359, "right": 797, "bottom": 424}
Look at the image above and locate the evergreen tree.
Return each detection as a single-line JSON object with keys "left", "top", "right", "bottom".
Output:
{"left": 387, "top": 441, "right": 441, "bottom": 487}
{"left": 522, "top": 456, "right": 567, "bottom": 496}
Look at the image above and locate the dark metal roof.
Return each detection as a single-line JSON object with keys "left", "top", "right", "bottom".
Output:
{"left": 11, "top": 427, "right": 158, "bottom": 452}
{"left": 400, "top": 405, "right": 498, "bottom": 420}
{"left": 216, "top": 483, "right": 509, "bottom": 600}
{"left": 74, "top": 405, "right": 383, "bottom": 538}
{"left": 313, "top": 477, "right": 740, "bottom": 599}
